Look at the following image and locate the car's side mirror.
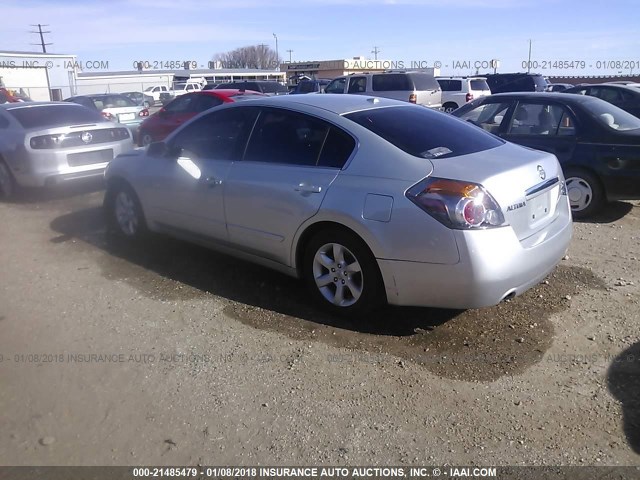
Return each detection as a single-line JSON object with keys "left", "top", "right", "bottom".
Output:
{"left": 147, "top": 141, "right": 172, "bottom": 158}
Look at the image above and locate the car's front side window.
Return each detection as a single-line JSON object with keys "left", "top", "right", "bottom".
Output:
{"left": 457, "top": 101, "right": 512, "bottom": 134}
{"left": 170, "top": 107, "right": 259, "bottom": 161}
{"left": 325, "top": 78, "right": 346, "bottom": 94}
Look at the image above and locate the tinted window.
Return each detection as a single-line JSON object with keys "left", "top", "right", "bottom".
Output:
{"left": 348, "top": 77, "right": 367, "bottom": 93}
{"left": 407, "top": 73, "right": 440, "bottom": 90}
{"left": 164, "top": 94, "right": 197, "bottom": 113}
{"left": 325, "top": 78, "right": 346, "bottom": 94}
{"left": 171, "top": 107, "right": 259, "bottom": 160}
{"left": 470, "top": 79, "right": 490, "bottom": 91}
{"left": 346, "top": 106, "right": 503, "bottom": 159}
{"left": 259, "top": 82, "right": 288, "bottom": 94}
{"left": 194, "top": 95, "right": 224, "bottom": 112}
{"left": 298, "top": 82, "right": 316, "bottom": 93}
{"left": 245, "top": 108, "right": 330, "bottom": 166}
{"left": 437, "top": 79, "right": 462, "bottom": 91}
{"left": 318, "top": 128, "right": 356, "bottom": 168}
{"left": 372, "top": 74, "right": 411, "bottom": 91}
{"left": 8, "top": 104, "right": 107, "bottom": 129}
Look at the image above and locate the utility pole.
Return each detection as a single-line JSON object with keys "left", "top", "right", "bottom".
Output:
{"left": 273, "top": 33, "right": 279, "bottom": 71}
{"left": 527, "top": 39, "right": 532, "bottom": 73}
{"left": 371, "top": 46, "right": 381, "bottom": 60}
{"left": 30, "top": 24, "right": 52, "bottom": 53}
{"left": 286, "top": 49, "right": 293, "bottom": 63}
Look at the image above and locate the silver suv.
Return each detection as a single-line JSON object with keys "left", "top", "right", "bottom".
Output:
{"left": 436, "top": 76, "right": 491, "bottom": 113}
{"left": 325, "top": 71, "right": 442, "bottom": 109}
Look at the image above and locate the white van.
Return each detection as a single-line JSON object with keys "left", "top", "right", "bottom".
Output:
{"left": 324, "top": 71, "right": 442, "bottom": 109}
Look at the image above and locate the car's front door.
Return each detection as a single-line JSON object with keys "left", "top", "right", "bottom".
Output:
{"left": 224, "top": 107, "right": 355, "bottom": 265}
{"left": 143, "top": 106, "right": 258, "bottom": 240}
{"left": 501, "top": 101, "right": 578, "bottom": 164}
{"left": 154, "top": 93, "right": 199, "bottom": 140}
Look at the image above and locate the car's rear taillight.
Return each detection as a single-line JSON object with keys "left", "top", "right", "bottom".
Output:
{"left": 110, "top": 128, "right": 130, "bottom": 140}
{"left": 139, "top": 109, "right": 149, "bottom": 117}
{"left": 102, "top": 111, "right": 114, "bottom": 121}
{"left": 30, "top": 134, "right": 65, "bottom": 149}
{"left": 406, "top": 177, "right": 506, "bottom": 229}
{"left": 409, "top": 93, "right": 417, "bottom": 104}
{"left": 465, "top": 93, "right": 474, "bottom": 102}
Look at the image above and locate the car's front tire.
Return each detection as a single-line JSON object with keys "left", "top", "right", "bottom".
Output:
{"left": 139, "top": 130, "right": 154, "bottom": 147}
{"left": 443, "top": 102, "right": 459, "bottom": 113}
{"left": 104, "top": 181, "right": 148, "bottom": 240}
{"left": 303, "top": 228, "right": 385, "bottom": 317}
{"left": 564, "top": 168, "right": 604, "bottom": 219}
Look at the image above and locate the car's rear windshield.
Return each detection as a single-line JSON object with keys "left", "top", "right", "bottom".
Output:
{"left": 533, "top": 75, "right": 548, "bottom": 89}
{"left": 259, "top": 82, "right": 288, "bottom": 94}
{"left": 345, "top": 106, "right": 503, "bottom": 159}
{"left": 7, "top": 104, "right": 107, "bottom": 129}
{"left": 407, "top": 73, "right": 440, "bottom": 91}
{"left": 470, "top": 79, "right": 490, "bottom": 91}
{"left": 583, "top": 99, "right": 640, "bottom": 132}
{"left": 92, "top": 95, "right": 136, "bottom": 108}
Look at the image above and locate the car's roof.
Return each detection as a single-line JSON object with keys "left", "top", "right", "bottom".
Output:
{"left": 236, "top": 93, "right": 412, "bottom": 115}
{"left": 481, "top": 92, "right": 603, "bottom": 104}
{"left": 72, "top": 93, "right": 128, "bottom": 98}
{"left": 201, "top": 89, "right": 263, "bottom": 98}
{"left": 0, "top": 101, "right": 81, "bottom": 110}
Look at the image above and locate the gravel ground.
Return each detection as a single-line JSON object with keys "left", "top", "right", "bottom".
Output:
{"left": 0, "top": 180, "right": 638, "bottom": 467}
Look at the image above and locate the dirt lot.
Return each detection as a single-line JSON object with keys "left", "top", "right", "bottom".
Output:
{"left": 0, "top": 180, "right": 638, "bottom": 467}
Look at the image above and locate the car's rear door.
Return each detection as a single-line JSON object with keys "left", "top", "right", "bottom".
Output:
{"left": 224, "top": 107, "right": 355, "bottom": 265}
{"left": 500, "top": 100, "right": 578, "bottom": 165}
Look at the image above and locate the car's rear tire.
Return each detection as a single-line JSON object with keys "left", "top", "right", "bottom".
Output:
{"left": 139, "top": 130, "right": 154, "bottom": 147}
{"left": 564, "top": 168, "right": 604, "bottom": 219}
{"left": 303, "top": 228, "right": 385, "bottom": 317}
{"left": 0, "top": 159, "right": 17, "bottom": 200}
{"left": 104, "top": 181, "right": 148, "bottom": 240}
{"left": 443, "top": 102, "right": 459, "bottom": 113}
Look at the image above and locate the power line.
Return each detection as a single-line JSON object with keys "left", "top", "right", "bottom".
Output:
{"left": 371, "top": 46, "right": 381, "bottom": 60}
{"left": 30, "top": 24, "right": 52, "bottom": 53}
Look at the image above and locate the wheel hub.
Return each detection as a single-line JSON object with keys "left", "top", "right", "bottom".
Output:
{"left": 312, "top": 243, "right": 363, "bottom": 307}
{"left": 114, "top": 191, "right": 139, "bottom": 236}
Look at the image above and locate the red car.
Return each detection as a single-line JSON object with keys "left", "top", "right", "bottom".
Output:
{"left": 137, "top": 89, "right": 263, "bottom": 146}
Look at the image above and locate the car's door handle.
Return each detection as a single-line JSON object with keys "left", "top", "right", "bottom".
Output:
{"left": 204, "top": 176, "right": 223, "bottom": 188}
{"left": 295, "top": 183, "right": 322, "bottom": 194}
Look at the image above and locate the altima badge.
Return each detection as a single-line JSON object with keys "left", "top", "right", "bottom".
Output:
{"left": 537, "top": 165, "right": 546, "bottom": 180}
{"left": 81, "top": 131, "right": 93, "bottom": 144}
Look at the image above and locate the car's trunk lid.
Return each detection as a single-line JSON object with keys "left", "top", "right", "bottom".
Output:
{"left": 431, "top": 142, "right": 565, "bottom": 241}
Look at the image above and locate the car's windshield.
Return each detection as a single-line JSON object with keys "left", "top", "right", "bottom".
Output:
{"left": 259, "top": 82, "right": 289, "bottom": 94}
{"left": 7, "top": 104, "right": 107, "bottom": 129}
{"left": 345, "top": 105, "right": 503, "bottom": 159}
{"left": 91, "top": 95, "right": 136, "bottom": 109}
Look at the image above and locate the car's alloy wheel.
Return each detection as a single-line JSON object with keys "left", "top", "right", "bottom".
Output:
{"left": 312, "top": 242, "right": 363, "bottom": 307}
{"left": 0, "top": 161, "right": 16, "bottom": 200}
{"left": 105, "top": 182, "right": 147, "bottom": 239}
{"left": 564, "top": 168, "right": 603, "bottom": 219}
{"left": 304, "top": 229, "right": 384, "bottom": 316}
{"left": 140, "top": 132, "right": 153, "bottom": 147}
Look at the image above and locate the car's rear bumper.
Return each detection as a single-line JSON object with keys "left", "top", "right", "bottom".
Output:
{"left": 378, "top": 204, "right": 573, "bottom": 309}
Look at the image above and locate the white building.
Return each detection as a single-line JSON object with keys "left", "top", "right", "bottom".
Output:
{"left": 0, "top": 50, "right": 79, "bottom": 101}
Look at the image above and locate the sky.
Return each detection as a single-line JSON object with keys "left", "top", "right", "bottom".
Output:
{"left": 2, "top": 0, "right": 640, "bottom": 77}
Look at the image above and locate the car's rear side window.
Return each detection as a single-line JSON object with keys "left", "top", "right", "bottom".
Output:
{"left": 437, "top": 79, "right": 462, "bottom": 91}
{"left": 470, "top": 79, "right": 490, "bottom": 91}
{"left": 8, "top": 105, "right": 106, "bottom": 129}
{"left": 372, "top": 74, "right": 411, "bottom": 92}
{"left": 318, "top": 127, "right": 356, "bottom": 168}
{"left": 345, "top": 106, "right": 503, "bottom": 159}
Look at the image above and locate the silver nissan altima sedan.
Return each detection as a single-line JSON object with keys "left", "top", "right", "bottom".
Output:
{"left": 104, "top": 94, "right": 572, "bottom": 316}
